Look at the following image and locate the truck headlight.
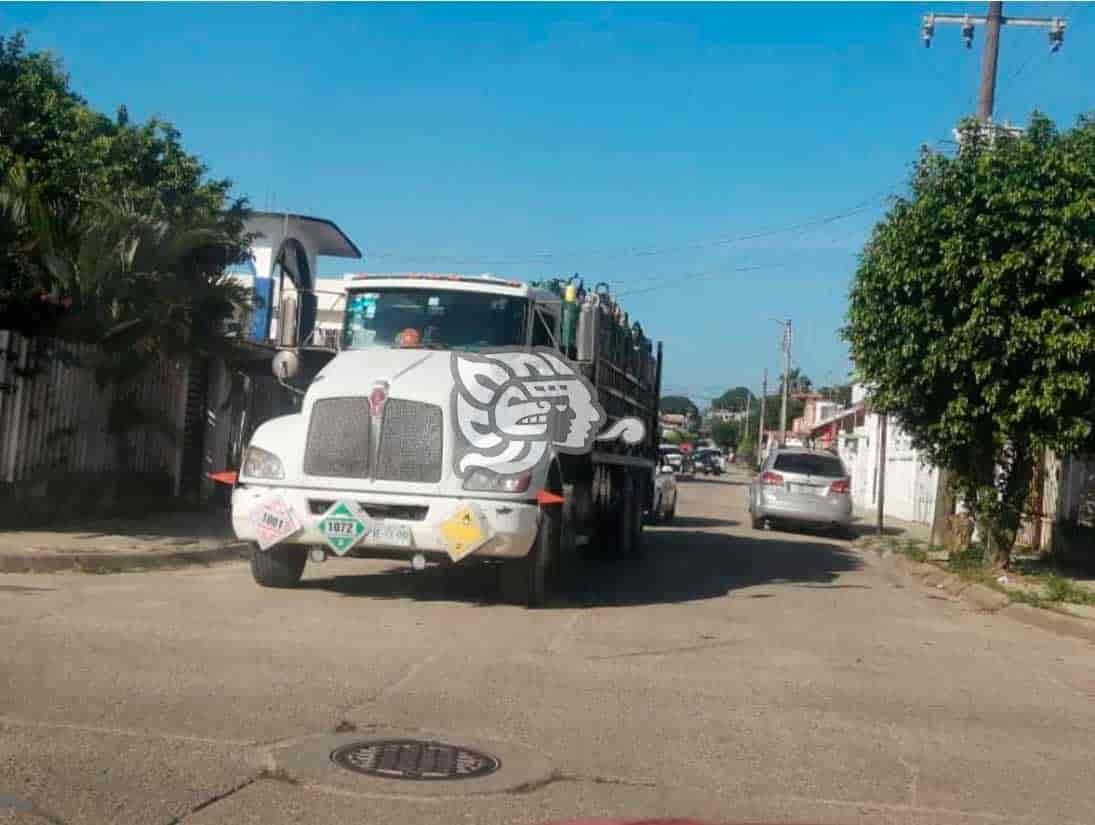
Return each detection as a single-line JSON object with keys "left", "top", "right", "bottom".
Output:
{"left": 242, "top": 446, "right": 284, "bottom": 480}
{"left": 463, "top": 469, "right": 531, "bottom": 493}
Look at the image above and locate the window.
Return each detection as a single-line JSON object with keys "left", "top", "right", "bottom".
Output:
{"left": 531, "top": 306, "right": 558, "bottom": 349}
{"left": 772, "top": 453, "right": 846, "bottom": 477}
{"left": 341, "top": 289, "right": 528, "bottom": 351}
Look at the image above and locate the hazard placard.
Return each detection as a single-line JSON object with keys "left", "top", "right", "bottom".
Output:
{"left": 317, "top": 501, "right": 367, "bottom": 555}
{"left": 439, "top": 503, "right": 490, "bottom": 562}
{"left": 250, "top": 494, "right": 302, "bottom": 551}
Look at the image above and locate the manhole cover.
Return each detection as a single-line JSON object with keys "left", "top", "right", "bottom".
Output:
{"left": 331, "top": 739, "right": 501, "bottom": 781}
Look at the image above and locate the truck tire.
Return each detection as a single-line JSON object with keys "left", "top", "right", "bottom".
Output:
{"left": 644, "top": 492, "right": 661, "bottom": 526}
{"left": 616, "top": 473, "right": 643, "bottom": 558}
{"left": 250, "top": 544, "right": 307, "bottom": 588}
{"left": 501, "top": 504, "right": 560, "bottom": 608}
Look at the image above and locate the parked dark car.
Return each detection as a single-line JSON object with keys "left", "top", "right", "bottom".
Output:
{"left": 693, "top": 451, "right": 723, "bottom": 476}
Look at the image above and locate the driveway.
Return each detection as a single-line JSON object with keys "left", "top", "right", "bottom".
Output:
{"left": 2, "top": 469, "right": 1093, "bottom": 824}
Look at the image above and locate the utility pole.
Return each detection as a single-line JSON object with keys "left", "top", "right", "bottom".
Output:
{"left": 757, "top": 370, "right": 768, "bottom": 468}
{"left": 742, "top": 393, "right": 752, "bottom": 463}
{"left": 978, "top": 1, "right": 1003, "bottom": 121}
{"left": 921, "top": 2, "right": 1066, "bottom": 547}
{"left": 922, "top": 3, "right": 1067, "bottom": 124}
{"left": 779, "top": 320, "right": 791, "bottom": 443}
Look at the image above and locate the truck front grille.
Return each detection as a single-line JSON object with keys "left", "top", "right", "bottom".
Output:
{"left": 303, "top": 397, "right": 371, "bottom": 477}
{"left": 375, "top": 399, "right": 443, "bottom": 483}
{"left": 308, "top": 500, "right": 429, "bottom": 521}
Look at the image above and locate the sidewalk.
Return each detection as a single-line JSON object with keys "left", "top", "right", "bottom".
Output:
{"left": 0, "top": 509, "right": 247, "bottom": 573}
{"left": 852, "top": 508, "right": 933, "bottom": 542}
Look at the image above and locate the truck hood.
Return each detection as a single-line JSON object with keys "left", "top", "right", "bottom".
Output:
{"left": 308, "top": 349, "right": 449, "bottom": 406}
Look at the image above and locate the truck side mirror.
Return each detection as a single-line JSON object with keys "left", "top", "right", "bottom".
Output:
{"left": 272, "top": 349, "right": 300, "bottom": 380}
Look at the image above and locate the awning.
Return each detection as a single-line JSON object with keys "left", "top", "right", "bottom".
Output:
{"left": 245, "top": 212, "right": 362, "bottom": 258}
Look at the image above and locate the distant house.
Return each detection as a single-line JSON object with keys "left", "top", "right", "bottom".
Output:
{"left": 659, "top": 410, "right": 699, "bottom": 440}
{"left": 803, "top": 386, "right": 938, "bottom": 526}
{"left": 791, "top": 393, "right": 842, "bottom": 434}
{"left": 706, "top": 408, "right": 741, "bottom": 424}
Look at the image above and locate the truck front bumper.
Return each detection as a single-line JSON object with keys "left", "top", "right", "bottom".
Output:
{"left": 232, "top": 484, "right": 540, "bottom": 561}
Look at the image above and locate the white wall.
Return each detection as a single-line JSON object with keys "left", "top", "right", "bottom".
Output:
{"left": 839, "top": 406, "right": 937, "bottom": 525}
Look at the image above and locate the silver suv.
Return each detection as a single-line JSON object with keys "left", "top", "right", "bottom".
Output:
{"left": 748, "top": 447, "right": 852, "bottom": 534}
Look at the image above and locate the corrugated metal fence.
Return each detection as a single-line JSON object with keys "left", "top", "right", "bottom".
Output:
{"left": 0, "top": 330, "right": 189, "bottom": 489}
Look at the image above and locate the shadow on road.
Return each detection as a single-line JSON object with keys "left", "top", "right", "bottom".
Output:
{"left": 668, "top": 515, "right": 739, "bottom": 529}
{"left": 846, "top": 521, "right": 909, "bottom": 539}
{"left": 301, "top": 522, "right": 862, "bottom": 609}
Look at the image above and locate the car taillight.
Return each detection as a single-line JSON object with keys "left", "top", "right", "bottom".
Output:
{"left": 760, "top": 471, "right": 784, "bottom": 486}
{"left": 829, "top": 478, "right": 850, "bottom": 495}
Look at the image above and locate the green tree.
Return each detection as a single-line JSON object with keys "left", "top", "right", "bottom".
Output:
{"left": 845, "top": 114, "right": 1095, "bottom": 570}
{"left": 780, "top": 367, "right": 812, "bottom": 394}
{"left": 710, "top": 419, "right": 739, "bottom": 448}
{"left": 759, "top": 392, "right": 804, "bottom": 431}
{"left": 817, "top": 384, "right": 854, "bottom": 407}
{"left": 712, "top": 386, "right": 755, "bottom": 410}
{"left": 660, "top": 395, "right": 698, "bottom": 417}
{"left": 1, "top": 33, "right": 251, "bottom": 469}
{"left": 1, "top": 32, "right": 244, "bottom": 326}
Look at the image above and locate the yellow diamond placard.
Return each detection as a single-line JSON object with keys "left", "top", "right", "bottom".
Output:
{"left": 440, "top": 503, "right": 490, "bottom": 562}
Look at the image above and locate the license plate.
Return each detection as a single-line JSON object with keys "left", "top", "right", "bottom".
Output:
{"left": 790, "top": 483, "right": 823, "bottom": 496}
{"left": 360, "top": 521, "right": 413, "bottom": 547}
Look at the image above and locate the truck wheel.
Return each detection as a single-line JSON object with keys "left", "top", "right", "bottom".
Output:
{"left": 501, "top": 504, "right": 560, "bottom": 608}
{"left": 616, "top": 474, "right": 643, "bottom": 558}
{"left": 644, "top": 492, "right": 661, "bottom": 526}
{"left": 250, "top": 544, "right": 307, "bottom": 588}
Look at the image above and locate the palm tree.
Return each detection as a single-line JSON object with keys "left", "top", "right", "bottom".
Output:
{"left": 5, "top": 179, "right": 251, "bottom": 470}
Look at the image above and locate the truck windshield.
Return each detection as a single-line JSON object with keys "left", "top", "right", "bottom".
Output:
{"left": 341, "top": 288, "right": 528, "bottom": 351}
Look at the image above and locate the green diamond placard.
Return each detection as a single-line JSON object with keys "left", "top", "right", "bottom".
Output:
{"left": 317, "top": 501, "right": 367, "bottom": 555}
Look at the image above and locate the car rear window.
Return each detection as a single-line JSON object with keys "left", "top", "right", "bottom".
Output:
{"left": 772, "top": 453, "right": 845, "bottom": 477}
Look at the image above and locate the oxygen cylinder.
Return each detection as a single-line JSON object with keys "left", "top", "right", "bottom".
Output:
{"left": 561, "top": 282, "right": 579, "bottom": 354}
{"left": 576, "top": 292, "right": 598, "bottom": 361}
{"left": 630, "top": 321, "right": 644, "bottom": 375}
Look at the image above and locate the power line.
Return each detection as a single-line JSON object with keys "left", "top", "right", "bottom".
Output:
{"left": 363, "top": 196, "right": 888, "bottom": 267}
{"left": 614, "top": 209, "right": 879, "bottom": 298}
{"left": 994, "top": 3, "right": 1077, "bottom": 105}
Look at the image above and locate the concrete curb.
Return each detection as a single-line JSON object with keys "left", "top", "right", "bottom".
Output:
{"left": 0, "top": 542, "right": 248, "bottom": 574}
{"left": 870, "top": 549, "right": 1094, "bottom": 644}
{"left": 1001, "top": 603, "right": 1095, "bottom": 644}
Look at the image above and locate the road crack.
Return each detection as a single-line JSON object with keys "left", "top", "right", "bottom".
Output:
{"left": 587, "top": 639, "right": 739, "bottom": 660}
{"left": 168, "top": 775, "right": 258, "bottom": 823}
{"left": 507, "top": 770, "right": 658, "bottom": 795}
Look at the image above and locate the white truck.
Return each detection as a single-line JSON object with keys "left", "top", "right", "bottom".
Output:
{"left": 231, "top": 274, "right": 663, "bottom": 606}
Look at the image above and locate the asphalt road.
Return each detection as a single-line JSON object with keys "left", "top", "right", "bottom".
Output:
{"left": 2, "top": 470, "right": 1094, "bottom": 825}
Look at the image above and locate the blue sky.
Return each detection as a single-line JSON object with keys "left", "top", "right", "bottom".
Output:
{"left": 3, "top": 2, "right": 1093, "bottom": 406}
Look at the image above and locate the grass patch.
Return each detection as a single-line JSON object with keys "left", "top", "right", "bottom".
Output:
{"left": 942, "top": 545, "right": 1095, "bottom": 607}
{"left": 901, "top": 542, "right": 928, "bottom": 563}
{"left": 1002, "top": 587, "right": 1046, "bottom": 608}
{"left": 870, "top": 536, "right": 929, "bottom": 562}
{"left": 1043, "top": 574, "right": 1095, "bottom": 605}
{"left": 947, "top": 546, "right": 984, "bottom": 573}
